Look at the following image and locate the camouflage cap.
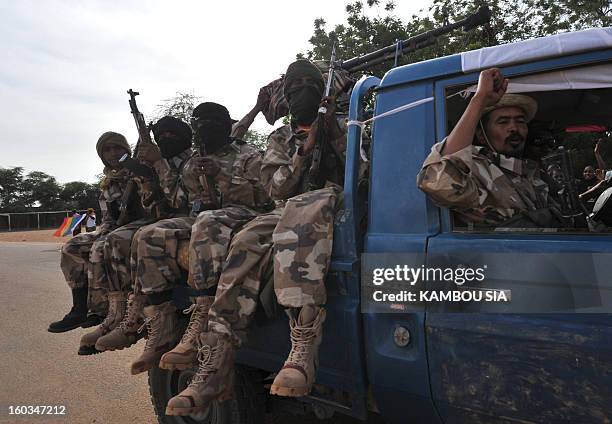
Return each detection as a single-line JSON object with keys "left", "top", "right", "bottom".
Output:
{"left": 96, "top": 131, "right": 131, "bottom": 166}
{"left": 482, "top": 94, "right": 538, "bottom": 122}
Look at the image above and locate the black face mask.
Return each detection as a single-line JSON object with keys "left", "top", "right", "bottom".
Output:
{"left": 287, "top": 85, "right": 322, "bottom": 125}
{"left": 157, "top": 136, "right": 189, "bottom": 159}
{"left": 192, "top": 120, "right": 231, "bottom": 153}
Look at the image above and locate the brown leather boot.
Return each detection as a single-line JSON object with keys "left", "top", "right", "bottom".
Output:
{"left": 165, "top": 333, "right": 235, "bottom": 416}
{"left": 270, "top": 305, "right": 326, "bottom": 397}
{"left": 130, "top": 300, "right": 178, "bottom": 375}
{"left": 159, "top": 296, "right": 213, "bottom": 370}
{"left": 78, "top": 291, "right": 127, "bottom": 355}
{"left": 95, "top": 293, "right": 146, "bottom": 352}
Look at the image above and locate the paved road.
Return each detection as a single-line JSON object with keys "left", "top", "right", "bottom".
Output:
{"left": 0, "top": 242, "right": 154, "bottom": 423}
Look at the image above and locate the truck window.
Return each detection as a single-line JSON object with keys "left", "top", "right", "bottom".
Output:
{"left": 442, "top": 63, "right": 612, "bottom": 234}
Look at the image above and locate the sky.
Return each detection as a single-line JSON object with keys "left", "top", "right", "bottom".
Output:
{"left": 0, "top": 0, "right": 429, "bottom": 183}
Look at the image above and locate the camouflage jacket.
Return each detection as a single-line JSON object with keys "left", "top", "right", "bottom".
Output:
{"left": 417, "top": 140, "right": 551, "bottom": 226}
{"left": 261, "top": 117, "right": 347, "bottom": 201}
{"left": 146, "top": 149, "right": 194, "bottom": 217}
{"left": 158, "top": 141, "right": 271, "bottom": 215}
{"left": 98, "top": 168, "right": 131, "bottom": 233}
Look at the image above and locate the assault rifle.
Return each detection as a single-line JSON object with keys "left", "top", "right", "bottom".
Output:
{"left": 339, "top": 5, "right": 491, "bottom": 73}
{"left": 116, "top": 89, "right": 156, "bottom": 226}
{"left": 193, "top": 142, "right": 220, "bottom": 215}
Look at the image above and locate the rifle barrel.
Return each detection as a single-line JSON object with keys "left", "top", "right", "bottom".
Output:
{"left": 340, "top": 5, "right": 490, "bottom": 73}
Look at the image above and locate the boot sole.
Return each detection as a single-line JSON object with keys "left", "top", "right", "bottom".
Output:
{"left": 158, "top": 361, "right": 195, "bottom": 371}
{"left": 269, "top": 384, "right": 309, "bottom": 397}
{"left": 78, "top": 345, "right": 102, "bottom": 356}
{"left": 164, "top": 392, "right": 233, "bottom": 416}
{"left": 48, "top": 322, "right": 85, "bottom": 333}
{"left": 95, "top": 342, "right": 137, "bottom": 352}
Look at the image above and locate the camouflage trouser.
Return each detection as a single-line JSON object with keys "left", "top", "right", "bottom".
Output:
{"left": 60, "top": 230, "right": 110, "bottom": 316}
{"left": 273, "top": 186, "right": 341, "bottom": 308}
{"left": 189, "top": 206, "right": 258, "bottom": 290}
{"left": 132, "top": 217, "right": 194, "bottom": 294}
{"left": 208, "top": 208, "right": 281, "bottom": 346}
{"left": 104, "top": 218, "right": 155, "bottom": 293}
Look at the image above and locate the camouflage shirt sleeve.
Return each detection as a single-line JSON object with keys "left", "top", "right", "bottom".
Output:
{"left": 154, "top": 150, "right": 192, "bottom": 212}
{"left": 98, "top": 179, "right": 124, "bottom": 233}
{"left": 260, "top": 126, "right": 310, "bottom": 200}
{"left": 416, "top": 139, "right": 481, "bottom": 209}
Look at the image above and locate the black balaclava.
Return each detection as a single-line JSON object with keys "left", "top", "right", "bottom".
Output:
{"left": 191, "top": 102, "right": 232, "bottom": 153}
{"left": 283, "top": 59, "right": 324, "bottom": 126}
{"left": 152, "top": 116, "right": 192, "bottom": 158}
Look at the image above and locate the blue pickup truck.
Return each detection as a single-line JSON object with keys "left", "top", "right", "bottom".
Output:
{"left": 150, "top": 27, "right": 612, "bottom": 424}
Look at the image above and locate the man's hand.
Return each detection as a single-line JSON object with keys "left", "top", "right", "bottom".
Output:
{"left": 596, "top": 168, "right": 605, "bottom": 181}
{"left": 595, "top": 140, "right": 602, "bottom": 155}
{"left": 137, "top": 143, "right": 162, "bottom": 164}
{"left": 301, "top": 96, "right": 341, "bottom": 155}
{"left": 474, "top": 68, "right": 508, "bottom": 109}
{"left": 192, "top": 156, "right": 221, "bottom": 177}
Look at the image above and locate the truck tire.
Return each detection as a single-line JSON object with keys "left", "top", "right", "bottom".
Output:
{"left": 148, "top": 364, "right": 266, "bottom": 424}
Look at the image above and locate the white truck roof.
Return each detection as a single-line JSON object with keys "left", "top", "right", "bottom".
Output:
{"left": 461, "top": 27, "right": 612, "bottom": 72}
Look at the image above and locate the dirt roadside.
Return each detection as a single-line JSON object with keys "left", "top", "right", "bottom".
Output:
{"left": 0, "top": 229, "right": 70, "bottom": 243}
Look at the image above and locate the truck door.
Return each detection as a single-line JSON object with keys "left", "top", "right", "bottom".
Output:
{"left": 425, "top": 52, "right": 612, "bottom": 423}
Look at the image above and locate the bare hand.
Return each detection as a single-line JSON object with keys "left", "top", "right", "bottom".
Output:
{"left": 474, "top": 68, "right": 508, "bottom": 109}
{"left": 596, "top": 168, "right": 605, "bottom": 181}
{"left": 595, "top": 140, "right": 602, "bottom": 155}
{"left": 192, "top": 156, "right": 220, "bottom": 177}
{"left": 137, "top": 143, "right": 162, "bottom": 164}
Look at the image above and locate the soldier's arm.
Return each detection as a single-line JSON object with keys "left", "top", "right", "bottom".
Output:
{"left": 416, "top": 140, "right": 481, "bottom": 209}
{"left": 261, "top": 130, "right": 310, "bottom": 200}
{"left": 230, "top": 88, "right": 269, "bottom": 140}
{"left": 97, "top": 187, "right": 116, "bottom": 233}
{"left": 443, "top": 68, "right": 508, "bottom": 155}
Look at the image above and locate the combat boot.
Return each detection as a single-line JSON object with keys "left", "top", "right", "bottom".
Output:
{"left": 165, "top": 333, "right": 235, "bottom": 416}
{"left": 95, "top": 293, "right": 146, "bottom": 352}
{"left": 159, "top": 296, "right": 213, "bottom": 370}
{"left": 270, "top": 305, "right": 326, "bottom": 397}
{"left": 48, "top": 287, "right": 88, "bottom": 333}
{"left": 130, "top": 300, "right": 178, "bottom": 375}
{"left": 78, "top": 291, "right": 127, "bottom": 355}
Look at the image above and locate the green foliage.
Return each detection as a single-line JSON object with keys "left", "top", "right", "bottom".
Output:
{"left": 243, "top": 130, "right": 269, "bottom": 151}
{"left": 0, "top": 167, "right": 27, "bottom": 212}
{"left": 0, "top": 167, "right": 101, "bottom": 213}
{"left": 304, "top": 0, "right": 611, "bottom": 77}
{"left": 60, "top": 181, "right": 101, "bottom": 211}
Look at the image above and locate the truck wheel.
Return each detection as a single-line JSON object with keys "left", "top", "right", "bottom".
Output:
{"left": 148, "top": 364, "right": 266, "bottom": 424}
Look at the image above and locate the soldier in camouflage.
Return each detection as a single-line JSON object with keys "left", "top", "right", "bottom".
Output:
{"left": 48, "top": 132, "right": 132, "bottom": 333}
{"left": 165, "top": 59, "right": 347, "bottom": 416}
{"left": 110, "top": 102, "right": 270, "bottom": 377}
{"left": 417, "top": 68, "right": 555, "bottom": 228}
{"left": 78, "top": 117, "right": 193, "bottom": 355}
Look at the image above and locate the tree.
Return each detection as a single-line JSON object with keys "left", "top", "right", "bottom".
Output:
{"left": 60, "top": 181, "right": 101, "bottom": 211}
{"left": 0, "top": 167, "right": 26, "bottom": 212}
{"left": 304, "top": 0, "right": 611, "bottom": 77}
{"left": 243, "top": 130, "right": 269, "bottom": 152}
{"left": 152, "top": 92, "right": 202, "bottom": 123}
{"left": 21, "top": 171, "right": 62, "bottom": 211}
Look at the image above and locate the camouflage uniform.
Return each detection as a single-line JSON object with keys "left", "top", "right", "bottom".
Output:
{"left": 103, "top": 150, "right": 192, "bottom": 294}
{"left": 133, "top": 141, "right": 271, "bottom": 295}
{"left": 207, "top": 119, "right": 346, "bottom": 344}
{"left": 60, "top": 168, "right": 130, "bottom": 316}
{"left": 417, "top": 140, "right": 552, "bottom": 226}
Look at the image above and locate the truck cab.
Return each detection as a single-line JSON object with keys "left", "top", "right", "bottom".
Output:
{"left": 152, "top": 27, "right": 612, "bottom": 424}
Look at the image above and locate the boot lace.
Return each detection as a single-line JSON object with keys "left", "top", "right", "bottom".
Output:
{"left": 180, "top": 304, "right": 207, "bottom": 344}
{"left": 190, "top": 342, "right": 222, "bottom": 385}
{"left": 118, "top": 296, "right": 141, "bottom": 332}
{"left": 286, "top": 323, "right": 317, "bottom": 366}
{"left": 100, "top": 299, "right": 119, "bottom": 330}
{"left": 138, "top": 311, "right": 161, "bottom": 347}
